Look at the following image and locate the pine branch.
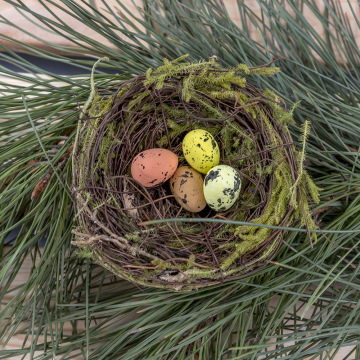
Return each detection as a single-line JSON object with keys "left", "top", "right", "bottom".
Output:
{"left": 0, "top": 1, "right": 359, "bottom": 359}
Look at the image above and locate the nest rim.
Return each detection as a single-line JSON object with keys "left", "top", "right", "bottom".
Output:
{"left": 72, "top": 57, "right": 318, "bottom": 291}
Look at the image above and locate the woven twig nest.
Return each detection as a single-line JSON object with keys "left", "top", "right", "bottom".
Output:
{"left": 72, "top": 56, "right": 320, "bottom": 291}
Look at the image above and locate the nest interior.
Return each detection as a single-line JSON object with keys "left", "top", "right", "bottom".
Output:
{"left": 72, "top": 56, "right": 320, "bottom": 291}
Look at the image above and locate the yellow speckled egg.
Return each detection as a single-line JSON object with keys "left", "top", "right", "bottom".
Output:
{"left": 182, "top": 129, "right": 220, "bottom": 174}
{"left": 170, "top": 166, "right": 207, "bottom": 213}
{"left": 203, "top": 165, "right": 241, "bottom": 212}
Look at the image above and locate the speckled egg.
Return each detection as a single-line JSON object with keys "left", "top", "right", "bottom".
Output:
{"left": 203, "top": 165, "right": 241, "bottom": 211}
{"left": 131, "top": 148, "right": 178, "bottom": 188}
{"left": 170, "top": 166, "right": 207, "bottom": 213}
{"left": 182, "top": 129, "right": 220, "bottom": 174}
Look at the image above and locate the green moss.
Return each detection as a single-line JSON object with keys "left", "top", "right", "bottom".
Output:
{"left": 124, "top": 229, "right": 161, "bottom": 243}
{"left": 128, "top": 90, "right": 151, "bottom": 111}
{"left": 304, "top": 170, "right": 322, "bottom": 204}
{"left": 141, "top": 103, "right": 154, "bottom": 113}
{"left": 157, "top": 119, "right": 191, "bottom": 147}
{"left": 249, "top": 67, "right": 280, "bottom": 77}
{"left": 97, "top": 122, "right": 115, "bottom": 172}
{"left": 76, "top": 245, "right": 94, "bottom": 259}
{"left": 161, "top": 104, "right": 190, "bottom": 119}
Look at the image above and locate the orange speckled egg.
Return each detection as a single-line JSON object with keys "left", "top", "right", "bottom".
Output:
{"left": 131, "top": 148, "right": 178, "bottom": 188}
{"left": 170, "top": 166, "right": 207, "bottom": 212}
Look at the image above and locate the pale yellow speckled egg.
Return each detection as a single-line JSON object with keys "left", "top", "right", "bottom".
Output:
{"left": 203, "top": 165, "right": 241, "bottom": 211}
{"left": 182, "top": 129, "right": 220, "bottom": 174}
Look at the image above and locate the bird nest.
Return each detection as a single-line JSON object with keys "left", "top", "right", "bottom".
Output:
{"left": 72, "top": 56, "right": 320, "bottom": 291}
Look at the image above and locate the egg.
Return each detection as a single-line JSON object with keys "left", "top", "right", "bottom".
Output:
{"left": 182, "top": 129, "right": 220, "bottom": 174}
{"left": 203, "top": 165, "right": 241, "bottom": 211}
{"left": 170, "top": 166, "right": 207, "bottom": 212}
{"left": 131, "top": 148, "right": 178, "bottom": 188}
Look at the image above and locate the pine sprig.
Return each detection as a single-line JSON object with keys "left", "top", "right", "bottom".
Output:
{"left": 0, "top": 0, "right": 359, "bottom": 359}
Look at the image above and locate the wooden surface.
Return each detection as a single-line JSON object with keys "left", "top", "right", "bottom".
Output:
{"left": 0, "top": 0, "right": 359, "bottom": 62}
{"left": 0, "top": 1, "right": 359, "bottom": 358}
{"left": 0, "top": 0, "right": 143, "bottom": 54}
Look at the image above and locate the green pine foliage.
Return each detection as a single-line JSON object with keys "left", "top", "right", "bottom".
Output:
{"left": 0, "top": 0, "right": 359, "bottom": 359}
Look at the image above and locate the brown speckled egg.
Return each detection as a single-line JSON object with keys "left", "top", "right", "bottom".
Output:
{"left": 170, "top": 166, "right": 207, "bottom": 212}
{"left": 131, "top": 148, "right": 178, "bottom": 188}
